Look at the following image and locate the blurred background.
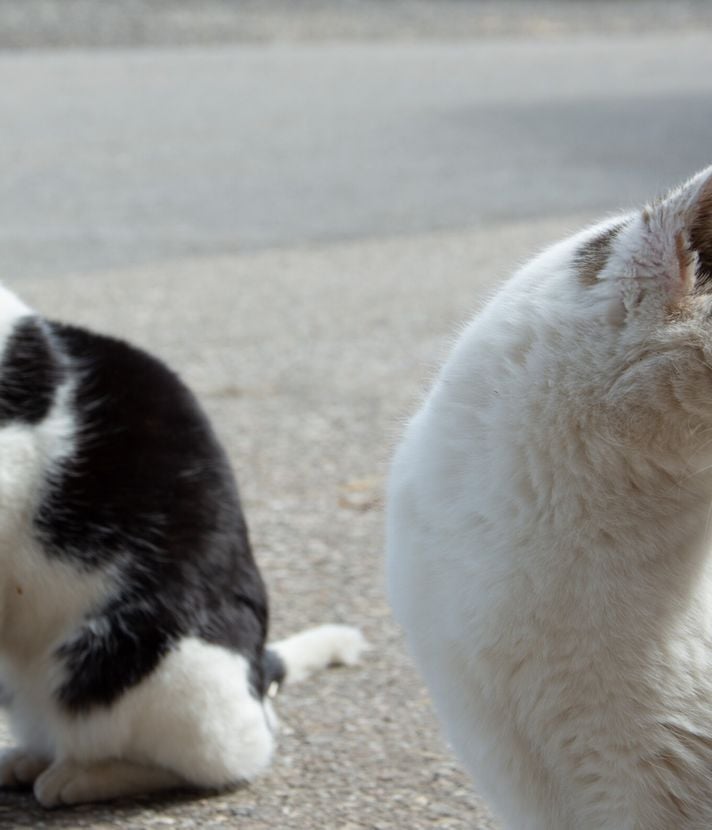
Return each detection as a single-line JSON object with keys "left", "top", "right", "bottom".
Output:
{"left": 1, "top": 3, "right": 711, "bottom": 829}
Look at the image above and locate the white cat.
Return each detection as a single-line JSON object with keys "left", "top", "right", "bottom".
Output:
{"left": 387, "top": 166, "right": 712, "bottom": 829}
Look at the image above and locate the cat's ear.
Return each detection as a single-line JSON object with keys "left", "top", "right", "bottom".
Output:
{"left": 613, "top": 167, "right": 712, "bottom": 314}
{"left": 684, "top": 166, "right": 712, "bottom": 286}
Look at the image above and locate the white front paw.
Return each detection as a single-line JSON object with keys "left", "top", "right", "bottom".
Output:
{"left": 34, "top": 760, "right": 86, "bottom": 808}
{"left": 0, "top": 748, "right": 51, "bottom": 787}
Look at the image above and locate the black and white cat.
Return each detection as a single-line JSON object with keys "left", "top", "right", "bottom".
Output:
{"left": 0, "top": 288, "right": 364, "bottom": 808}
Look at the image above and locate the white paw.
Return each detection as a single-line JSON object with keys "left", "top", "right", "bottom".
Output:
{"left": 0, "top": 748, "right": 50, "bottom": 788}
{"left": 34, "top": 760, "right": 88, "bottom": 808}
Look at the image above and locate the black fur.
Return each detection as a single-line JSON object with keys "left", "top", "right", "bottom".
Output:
{"left": 0, "top": 318, "right": 64, "bottom": 424}
{"left": 25, "top": 321, "right": 271, "bottom": 711}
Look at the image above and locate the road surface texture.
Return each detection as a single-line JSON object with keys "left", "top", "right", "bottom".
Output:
{"left": 1, "top": 3, "right": 712, "bottom": 829}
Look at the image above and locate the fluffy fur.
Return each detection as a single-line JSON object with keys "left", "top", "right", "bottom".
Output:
{"left": 0, "top": 295, "right": 365, "bottom": 808}
{"left": 387, "top": 166, "right": 712, "bottom": 829}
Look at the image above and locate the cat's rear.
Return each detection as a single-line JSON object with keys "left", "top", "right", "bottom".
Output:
{"left": 0, "top": 302, "right": 364, "bottom": 808}
{"left": 387, "top": 167, "right": 712, "bottom": 829}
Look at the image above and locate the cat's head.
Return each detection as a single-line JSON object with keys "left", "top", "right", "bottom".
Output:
{"left": 588, "top": 166, "right": 712, "bottom": 322}
{"left": 539, "top": 166, "right": 712, "bottom": 453}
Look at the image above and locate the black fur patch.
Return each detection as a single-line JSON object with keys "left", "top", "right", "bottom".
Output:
{"left": 34, "top": 323, "right": 271, "bottom": 711}
{"left": 0, "top": 318, "right": 63, "bottom": 424}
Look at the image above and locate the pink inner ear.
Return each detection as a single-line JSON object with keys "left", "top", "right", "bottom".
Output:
{"left": 675, "top": 231, "right": 695, "bottom": 290}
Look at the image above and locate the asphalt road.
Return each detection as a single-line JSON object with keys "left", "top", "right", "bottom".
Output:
{"left": 0, "top": 20, "right": 712, "bottom": 830}
{"left": 3, "top": 34, "right": 712, "bottom": 281}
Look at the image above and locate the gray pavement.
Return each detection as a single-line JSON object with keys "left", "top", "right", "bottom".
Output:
{"left": 3, "top": 34, "right": 712, "bottom": 281}
{"left": 1, "top": 5, "right": 712, "bottom": 829}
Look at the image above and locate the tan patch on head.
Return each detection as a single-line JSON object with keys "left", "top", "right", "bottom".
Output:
{"left": 675, "top": 231, "right": 694, "bottom": 275}
{"left": 574, "top": 223, "right": 625, "bottom": 287}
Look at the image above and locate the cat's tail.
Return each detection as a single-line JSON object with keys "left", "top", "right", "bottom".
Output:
{"left": 263, "top": 624, "right": 367, "bottom": 696}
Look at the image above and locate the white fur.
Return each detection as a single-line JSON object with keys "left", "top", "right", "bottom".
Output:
{"left": 271, "top": 624, "right": 367, "bottom": 684}
{"left": 21, "top": 637, "right": 277, "bottom": 808}
{"left": 387, "top": 166, "right": 712, "bottom": 828}
{"left": 34, "top": 758, "right": 181, "bottom": 807}
{"left": 4, "top": 621, "right": 363, "bottom": 808}
{"left": 0, "top": 287, "right": 32, "bottom": 347}
{"left": 7, "top": 622, "right": 367, "bottom": 807}
{"left": 3, "top": 623, "right": 366, "bottom": 808}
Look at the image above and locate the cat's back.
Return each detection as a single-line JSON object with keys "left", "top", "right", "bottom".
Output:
{"left": 40, "top": 320, "right": 245, "bottom": 552}
{"left": 385, "top": 253, "right": 585, "bottom": 828}
{"left": 49, "top": 320, "right": 227, "bottom": 472}
{"left": 386, "top": 234, "right": 586, "bottom": 635}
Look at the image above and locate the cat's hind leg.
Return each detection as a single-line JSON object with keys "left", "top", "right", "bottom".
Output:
{"left": 51, "top": 637, "right": 275, "bottom": 805}
{"left": 34, "top": 758, "right": 183, "bottom": 808}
